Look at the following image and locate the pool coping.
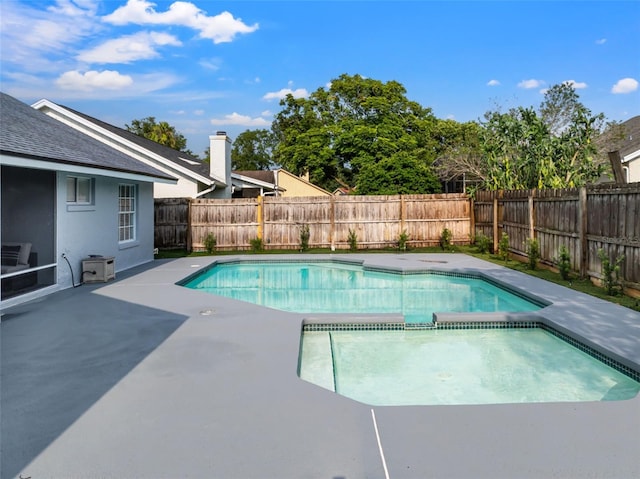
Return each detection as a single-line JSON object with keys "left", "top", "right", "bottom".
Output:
{"left": 2, "top": 253, "right": 639, "bottom": 479}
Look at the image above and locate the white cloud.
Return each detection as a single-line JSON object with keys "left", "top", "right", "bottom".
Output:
{"left": 103, "top": 0, "right": 259, "bottom": 44}
{"left": 199, "top": 57, "right": 222, "bottom": 71}
{"left": 487, "top": 79, "right": 500, "bottom": 86}
{"left": 0, "top": 0, "right": 101, "bottom": 68}
{"left": 261, "top": 110, "right": 272, "bottom": 117}
{"left": 194, "top": 109, "right": 205, "bottom": 115}
{"left": 595, "top": 38, "right": 607, "bottom": 45}
{"left": 210, "top": 112, "right": 271, "bottom": 127}
{"left": 518, "top": 79, "right": 545, "bottom": 89}
{"left": 563, "top": 80, "right": 588, "bottom": 89}
{"left": 78, "top": 31, "right": 181, "bottom": 64}
{"left": 612, "top": 77, "right": 638, "bottom": 94}
{"left": 263, "top": 88, "right": 309, "bottom": 101}
{"left": 55, "top": 70, "right": 134, "bottom": 91}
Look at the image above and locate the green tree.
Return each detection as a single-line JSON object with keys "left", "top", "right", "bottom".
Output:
{"left": 231, "top": 129, "right": 276, "bottom": 170}
{"left": 479, "top": 84, "right": 605, "bottom": 190}
{"left": 271, "top": 73, "right": 441, "bottom": 193}
{"left": 432, "top": 119, "right": 484, "bottom": 186}
{"left": 125, "top": 116, "right": 193, "bottom": 154}
{"left": 356, "top": 151, "right": 441, "bottom": 195}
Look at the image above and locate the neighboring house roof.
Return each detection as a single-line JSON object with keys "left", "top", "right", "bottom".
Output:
{"left": 235, "top": 170, "right": 276, "bottom": 184}
{"left": 598, "top": 115, "right": 640, "bottom": 161}
{"left": 1, "top": 92, "right": 174, "bottom": 182}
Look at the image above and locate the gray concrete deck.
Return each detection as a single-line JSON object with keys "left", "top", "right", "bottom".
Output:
{"left": 1, "top": 253, "right": 639, "bottom": 479}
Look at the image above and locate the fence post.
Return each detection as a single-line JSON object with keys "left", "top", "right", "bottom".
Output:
{"left": 400, "top": 194, "right": 406, "bottom": 234}
{"left": 578, "top": 187, "right": 588, "bottom": 278}
{"left": 329, "top": 195, "right": 335, "bottom": 250}
{"left": 187, "top": 198, "right": 193, "bottom": 252}
{"left": 493, "top": 194, "right": 499, "bottom": 253}
{"left": 257, "top": 196, "right": 264, "bottom": 240}
{"left": 529, "top": 192, "right": 535, "bottom": 239}
{"left": 469, "top": 196, "right": 475, "bottom": 241}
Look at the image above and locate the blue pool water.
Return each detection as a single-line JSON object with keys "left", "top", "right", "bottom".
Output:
{"left": 299, "top": 328, "right": 640, "bottom": 405}
{"left": 182, "top": 261, "right": 542, "bottom": 323}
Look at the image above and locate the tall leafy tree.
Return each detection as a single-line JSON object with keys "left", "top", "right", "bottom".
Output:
{"left": 231, "top": 129, "right": 276, "bottom": 170}
{"left": 272, "top": 73, "right": 442, "bottom": 194}
{"left": 479, "top": 85, "right": 605, "bottom": 190}
{"left": 125, "top": 116, "right": 193, "bottom": 155}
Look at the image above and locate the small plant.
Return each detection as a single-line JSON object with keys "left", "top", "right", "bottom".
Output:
{"left": 347, "top": 229, "right": 358, "bottom": 251}
{"left": 250, "top": 237, "right": 264, "bottom": 252}
{"left": 439, "top": 228, "right": 453, "bottom": 251}
{"left": 597, "top": 249, "right": 624, "bottom": 296}
{"left": 557, "top": 245, "right": 571, "bottom": 280}
{"left": 398, "top": 230, "right": 409, "bottom": 251}
{"left": 525, "top": 238, "right": 540, "bottom": 270}
{"left": 299, "top": 224, "right": 310, "bottom": 252}
{"left": 498, "top": 232, "right": 510, "bottom": 262}
{"left": 475, "top": 233, "right": 492, "bottom": 254}
{"left": 203, "top": 232, "right": 217, "bottom": 254}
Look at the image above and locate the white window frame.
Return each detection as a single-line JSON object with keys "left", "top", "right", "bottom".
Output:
{"left": 67, "top": 176, "right": 93, "bottom": 205}
{"left": 118, "top": 183, "right": 137, "bottom": 243}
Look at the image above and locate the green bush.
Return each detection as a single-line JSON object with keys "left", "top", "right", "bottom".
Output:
{"left": 475, "top": 233, "right": 492, "bottom": 254}
{"left": 439, "top": 228, "right": 452, "bottom": 251}
{"left": 398, "top": 230, "right": 409, "bottom": 251}
{"left": 299, "top": 224, "right": 310, "bottom": 252}
{"left": 498, "top": 232, "right": 510, "bottom": 262}
{"left": 250, "top": 237, "right": 264, "bottom": 252}
{"left": 347, "top": 229, "right": 358, "bottom": 251}
{"left": 598, "top": 249, "right": 624, "bottom": 296}
{"left": 557, "top": 245, "right": 571, "bottom": 280}
{"left": 203, "top": 233, "right": 217, "bottom": 254}
{"left": 525, "top": 238, "right": 540, "bottom": 270}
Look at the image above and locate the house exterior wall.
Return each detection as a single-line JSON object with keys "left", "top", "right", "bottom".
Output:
{"left": 276, "top": 170, "right": 331, "bottom": 197}
{"left": 623, "top": 149, "right": 640, "bottom": 183}
{"left": 154, "top": 176, "right": 200, "bottom": 198}
{"left": 56, "top": 172, "right": 155, "bottom": 290}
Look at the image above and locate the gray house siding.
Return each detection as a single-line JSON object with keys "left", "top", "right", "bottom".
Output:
{"left": 56, "top": 173, "right": 155, "bottom": 289}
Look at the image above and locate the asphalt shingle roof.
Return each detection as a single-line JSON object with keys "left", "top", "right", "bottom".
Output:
{"left": 59, "top": 104, "right": 212, "bottom": 180}
{"left": 0, "top": 92, "right": 174, "bottom": 181}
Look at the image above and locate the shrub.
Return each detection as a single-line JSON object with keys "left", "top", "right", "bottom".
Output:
{"left": 299, "top": 224, "right": 310, "bottom": 252}
{"left": 250, "top": 237, "right": 264, "bottom": 252}
{"left": 598, "top": 249, "right": 624, "bottom": 296}
{"left": 348, "top": 229, "right": 358, "bottom": 251}
{"left": 525, "top": 238, "right": 540, "bottom": 270}
{"left": 498, "top": 232, "right": 510, "bottom": 262}
{"left": 439, "top": 228, "right": 452, "bottom": 251}
{"left": 475, "top": 233, "right": 492, "bottom": 254}
{"left": 557, "top": 245, "right": 571, "bottom": 280}
{"left": 203, "top": 233, "right": 217, "bottom": 254}
{"left": 398, "top": 230, "right": 409, "bottom": 251}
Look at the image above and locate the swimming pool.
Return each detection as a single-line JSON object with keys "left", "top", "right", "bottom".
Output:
{"left": 299, "top": 325, "right": 640, "bottom": 405}
{"left": 181, "top": 260, "right": 544, "bottom": 323}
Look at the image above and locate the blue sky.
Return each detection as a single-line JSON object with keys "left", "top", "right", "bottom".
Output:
{"left": 1, "top": 0, "right": 638, "bottom": 157}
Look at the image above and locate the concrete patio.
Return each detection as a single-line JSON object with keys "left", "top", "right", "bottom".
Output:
{"left": 1, "top": 254, "right": 639, "bottom": 479}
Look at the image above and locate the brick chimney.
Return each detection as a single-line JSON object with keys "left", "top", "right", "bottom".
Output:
{"left": 209, "top": 131, "right": 232, "bottom": 197}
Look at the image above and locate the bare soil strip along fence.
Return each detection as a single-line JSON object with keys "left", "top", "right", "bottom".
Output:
{"left": 155, "top": 183, "right": 639, "bottom": 289}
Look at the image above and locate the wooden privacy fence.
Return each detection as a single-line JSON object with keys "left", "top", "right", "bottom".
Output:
{"left": 155, "top": 184, "right": 639, "bottom": 288}
{"left": 473, "top": 183, "right": 640, "bottom": 287}
{"left": 155, "top": 193, "right": 471, "bottom": 251}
